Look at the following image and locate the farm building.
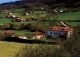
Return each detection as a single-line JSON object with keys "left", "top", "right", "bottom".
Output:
{"left": 4, "top": 30, "right": 14, "bottom": 34}
{"left": 47, "top": 26, "right": 73, "bottom": 39}
{"left": 17, "top": 35, "right": 27, "bottom": 39}
{"left": 32, "top": 31, "right": 43, "bottom": 40}
{"left": 4, "top": 30, "right": 15, "bottom": 38}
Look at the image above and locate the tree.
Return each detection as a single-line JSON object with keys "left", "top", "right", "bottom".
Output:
{"left": 0, "top": 31, "right": 5, "bottom": 40}
{"left": 25, "top": 33, "right": 34, "bottom": 39}
{"left": 63, "top": 28, "right": 80, "bottom": 57}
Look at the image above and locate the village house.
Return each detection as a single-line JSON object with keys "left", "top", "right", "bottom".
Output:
{"left": 4, "top": 30, "right": 14, "bottom": 34}
{"left": 25, "top": 11, "right": 32, "bottom": 15}
{"left": 15, "top": 17, "right": 27, "bottom": 22}
{"left": 16, "top": 31, "right": 43, "bottom": 40}
{"left": 4, "top": 30, "right": 15, "bottom": 37}
{"left": 17, "top": 35, "right": 27, "bottom": 39}
{"left": 47, "top": 26, "right": 73, "bottom": 39}
{"left": 32, "top": 31, "right": 43, "bottom": 40}
{"left": 6, "top": 12, "right": 16, "bottom": 18}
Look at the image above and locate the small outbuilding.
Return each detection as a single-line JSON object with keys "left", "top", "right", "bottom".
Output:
{"left": 32, "top": 31, "right": 43, "bottom": 40}
{"left": 4, "top": 30, "right": 14, "bottom": 34}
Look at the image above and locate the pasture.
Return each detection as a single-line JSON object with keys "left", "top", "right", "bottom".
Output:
{"left": 0, "top": 8, "right": 80, "bottom": 26}
{"left": 0, "top": 18, "right": 11, "bottom": 24}
{"left": 58, "top": 11, "right": 80, "bottom": 20}
{"left": 12, "top": 30, "right": 31, "bottom": 35}
{"left": 66, "top": 22, "right": 80, "bottom": 26}
{"left": 0, "top": 41, "right": 59, "bottom": 57}
{"left": 0, "top": 41, "right": 26, "bottom": 57}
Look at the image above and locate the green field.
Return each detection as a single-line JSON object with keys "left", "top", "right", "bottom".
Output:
{"left": 14, "top": 8, "right": 47, "bottom": 18}
{"left": 58, "top": 11, "right": 80, "bottom": 20}
{"left": 66, "top": 22, "right": 80, "bottom": 26}
{"left": 0, "top": 18, "right": 11, "bottom": 24}
{"left": 0, "top": 41, "right": 26, "bottom": 57}
{"left": 0, "top": 9, "right": 80, "bottom": 26}
{"left": 0, "top": 41, "right": 59, "bottom": 57}
{"left": 12, "top": 30, "right": 31, "bottom": 35}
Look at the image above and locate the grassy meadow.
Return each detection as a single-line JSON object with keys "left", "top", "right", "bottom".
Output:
{"left": 58, "top": 11, "right": 80, "bottom": 20}
{"left": 12, "top": 30, "right": 31, "bottom": 35}
{"left": 0, "top": 41, "right": 26, "bottom": 57}
{"left": 0, "top": 41, "right": 59, "bottom": 57}
{"left": 66, "top": 22, "right": 80, "bottom": 26}
{"left": 0, "top": 9, "right": 80, "bottom": 57}
{"left": 0, "top": 8, "right": 80, "bottom": 26}
{"left": 0, "top": 18, "right": 11, "bottom": 24}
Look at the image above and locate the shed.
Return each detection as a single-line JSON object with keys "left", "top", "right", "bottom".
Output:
{"left": 4, "top": 30, "right": 14, "bottom": 34}
{"left": 32, "top": 31, "right": 43, "bottom": 40}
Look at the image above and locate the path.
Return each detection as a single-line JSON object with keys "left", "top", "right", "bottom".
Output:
{"left": 60, "top": 21, "right": 68, "bottom": 26}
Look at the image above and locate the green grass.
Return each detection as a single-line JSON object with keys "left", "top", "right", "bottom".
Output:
{"left": 66, "top": 22, "right": 80, "bottom": 26}
{"left": 16, "top": 44, "right": 60, "bottom": 57}
{"left": 12, "top": 30, "right": 31, "bottom": 35}
{"left": 0, "top": 8, "right": 80, "bottom": 26}
{"left": 3, "top": 30, "right": 31, "bottom": 35}
{"left": 14, "top": 12, "right": 47, "bottom": 18}
{"left": 0, "top": 41, "right": 26, "bottom": 57}
{"left": 40, "top": 38, "right": 56, "bottom": 42}
{"left": 0, "top": 41, "right": 59, "bottom": 57}
{"left": 58, "top": 11, "right": 80, "bottom": 20}
{"left": 0, "top": 18, "right": 11, "bottom": 24}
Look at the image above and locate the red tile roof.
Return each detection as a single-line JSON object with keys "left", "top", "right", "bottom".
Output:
{"left": 48, "top": 26, "right": 72, "bottom": 32}
{"left": 32, "top": 31, "right": 43, "bottom": 36}
{"left": 4, "top": 30, "right": 14, "bottom": 34}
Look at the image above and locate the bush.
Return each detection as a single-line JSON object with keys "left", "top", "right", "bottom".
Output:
{"left": 15, "top": 44, "right": 70, "bottom": 57}
{"left": 63, "top": 37, "right": 80, "bottom": 57}
{"left": 0, "top": 31, "right": 5, "bottom": 40}
{"left": 4, "top": 23, "right": 10, "bottom": 30}
{"left": 13, "top": 25, "right": 21, "bottom": 30}
{"left": 63, "top": 28, "right": 80, "bottom": 57}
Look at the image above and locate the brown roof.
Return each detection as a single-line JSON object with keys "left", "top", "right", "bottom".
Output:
{"left": 32, "top": 31, "right": 43, "bottom": 36}
{"left": 4, "top": 30, "right": 14, "bottom": 34}
{"left": 48, "top": 26, "right": 72, "bottom": 32}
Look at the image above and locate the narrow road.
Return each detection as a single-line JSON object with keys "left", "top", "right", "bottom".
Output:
{"left": 60, "top": 21, "right": 68, "bottom": 26}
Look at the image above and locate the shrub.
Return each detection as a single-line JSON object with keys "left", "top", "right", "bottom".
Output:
{"left": 63, "top": 27, "right": 80, "bottom": 57}
{"left": 4, "top": 23, "right": 10, "bottom": 30}
{"left": 0, "top": 31, "right": 5, "bottom": 40}
{"left": 15, "top": 44, "right": 70, "bottom": 57}
{"left": 13, "top": 25, "right": 21, "bottom": 30}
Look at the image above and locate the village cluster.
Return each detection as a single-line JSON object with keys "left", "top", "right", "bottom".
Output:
{"left": 0, "top": 8, "right": 73, "bottom": 41}
{"left": 4, "top": 26, "right": 73, "bottom": 40}
{"left": 5, "top": 12, "right": 37, "bottom": 22}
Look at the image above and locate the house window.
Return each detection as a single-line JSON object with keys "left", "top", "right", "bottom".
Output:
{"left": 56, "top": 33, "right": 57, "bottom": 35}
{"left": 58, "top": 33, "right": 60, "bottom": 35}
{"left": 54, "top": 32, "right": 55, "bottom": 35}
{"left": 50, "top": 32, "right": 52, "bottom": 34}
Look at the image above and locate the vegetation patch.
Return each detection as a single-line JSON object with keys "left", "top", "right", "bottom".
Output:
{"left": 58, "top": 11, "right": 80, "bottom": 20}
{"left": 0, "top": 18, "right": 11, "bottom": 24}
{"left": 0, "top": 41, "right": 26, "bottom": 57}
{"left": 66, "top": 22, "right": 80, "bottom": 26}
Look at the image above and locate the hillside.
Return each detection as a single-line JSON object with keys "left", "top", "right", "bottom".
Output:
{"left": 0, "top": 41, "right": 26, "bottom": 57}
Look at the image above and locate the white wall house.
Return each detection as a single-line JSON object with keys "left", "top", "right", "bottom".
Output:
{"left": 47, "top": 26, "right": 73, "bottom": 39}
